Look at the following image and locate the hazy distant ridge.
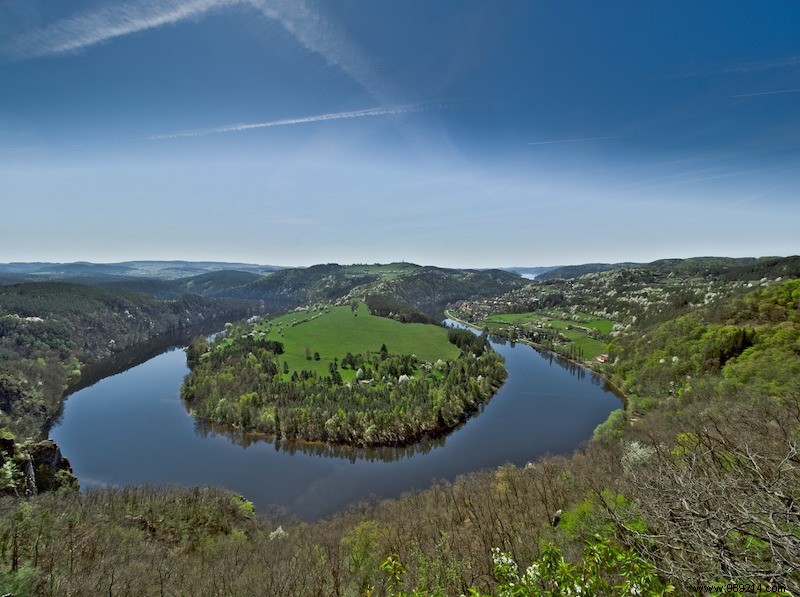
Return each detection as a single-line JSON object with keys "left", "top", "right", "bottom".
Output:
{"left": 0, "top": 260, "right": 283, "bottom": 279}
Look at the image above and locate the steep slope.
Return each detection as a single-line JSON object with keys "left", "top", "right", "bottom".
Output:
{"left": 0, "top": 282, "right": 249, "bottom": 438}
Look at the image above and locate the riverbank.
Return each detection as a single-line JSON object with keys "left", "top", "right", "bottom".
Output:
{"left": 444, "top": 310, "right": 628, "bottom": 410}
{"left": 182, "top": 304, "right": 508, "bottom": 447}
{"left": 51, "top": 316, "right": 621, "bottom": 520}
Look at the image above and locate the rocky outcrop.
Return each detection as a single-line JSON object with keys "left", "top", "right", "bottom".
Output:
{"left": 0, "top": 437, "right": 77, "bottom": 496}
{"left": 30, "top": 439, "right": 76, "bottom": 492}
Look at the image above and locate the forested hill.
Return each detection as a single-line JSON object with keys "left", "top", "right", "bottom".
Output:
{"left": 0, "top": 262, "right": 526, "bottom": 322}
{"left": 228, "top": 263, "right": 525, "bottom": 320}
{"left": 0, "top": 270, "right": 797, "bottom": 593}
{"left": 0, "top": 282, "right": 250, "bottom": 439}
{"left": 0, "top": 270, "right": 266, "bottom": 301}
{"left": 537, "top": 255, "right": 800, "bottom": 280}
{"left": 0, "top": 260, "right": 280, "bottom": 279}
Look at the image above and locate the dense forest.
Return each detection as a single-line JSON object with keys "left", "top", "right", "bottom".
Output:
{"left": 219, "top": 263, "right": 526, "bottom": 321}
{"left": 182, "top": 324, "right": 505, "bottom": 446}
{"left": 0, "top": 265, "right": 797, "bottom": 594}
{"left": 537, "top": 255, "right": 800, "bottom": 281}
{"left": 0, "top": 282, "right": 250, "bottom": 472}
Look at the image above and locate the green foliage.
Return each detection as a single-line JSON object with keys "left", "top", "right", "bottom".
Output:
{"left": 447, "top": 328, "right": 489, "bottom": 356}
{"left": 0, "top": 459, "right": 22, "bottom": 487}
{"left": 0, "top": 564, "right": 38, "bottom": 597}
{"left": 610, "top": 279, "right": 800, "bottom": 406}
{"left": 485, "top": 538, "right": 673, "bottom": 596}
{"left": 182, "top": 303, "right": 505, "bottom": 445}
{"left": 0, "top": 282, "right": 247, "bottom": 438}
{"left": 592, "top": 408, "right": 625, "bottom": 440}
{"left": 380, "top": 539, "right": 673, "bottom": 596}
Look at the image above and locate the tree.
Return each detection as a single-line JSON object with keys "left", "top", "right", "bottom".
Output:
{"left": 305, "top": 347, "right": 311, "bottom": 361}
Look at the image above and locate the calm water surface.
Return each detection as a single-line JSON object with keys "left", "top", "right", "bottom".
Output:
{"left": 51, "top": 322, "right": 621, "bottom": 520}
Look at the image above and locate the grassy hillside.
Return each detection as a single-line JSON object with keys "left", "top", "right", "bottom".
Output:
{"left": 182, "top": 301, "right": 503, "bottom": 445}
{"left": 481, "top": 310, "right": 612, "bottom": 359}
{"left": 258, "top": 301, "right": 458, "bottom": 378}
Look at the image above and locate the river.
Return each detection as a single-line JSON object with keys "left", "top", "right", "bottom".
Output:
{"left": 50, "top": 321, "right": 621, "bottom": 520}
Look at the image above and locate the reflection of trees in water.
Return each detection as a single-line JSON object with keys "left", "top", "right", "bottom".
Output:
{"left": 64, "top": 319, "right": 233, "bottom": 396}
{"left": 53, "top": 320, "right": 235, "bottom": 435}
{"left": 191, "top": 418, "right": 466, "bottom": 463}
{"left": 553, "top": 355, "right": 586, "bottom": 379}
{"left": 489, "top": 334, "right": 507, "bottom": 346}
{"left": 448, "top": 317, "right": 622, "bottom": 400}
{"left": 189, "top": 318, "right": 621, "bottom": 460}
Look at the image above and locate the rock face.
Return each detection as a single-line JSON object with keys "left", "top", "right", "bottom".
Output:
{"left": 30, "top": 439, "right": 77, "bottom": 492}
{"left": 0, "top": 437, "right": 77, "bottom": 496}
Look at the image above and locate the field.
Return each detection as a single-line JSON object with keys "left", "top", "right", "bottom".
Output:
{"left": 256, "top": 301, "right": 459, "bottom": 378}
{"left": 483, "top": 310, "right": 611, "bottom": 359}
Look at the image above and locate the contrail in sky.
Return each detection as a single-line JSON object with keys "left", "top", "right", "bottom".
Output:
{"left": 526, "top": 135, "right": 625, "bottom": 146}
{"left": 733, "top": 88, "right": 800, "bottom": 98}
{"left": 1, "top": 0, "right": 240, "bottom": 61}
{"left": 146, "top": 104, "right": 427, "bottom": 140}
{"left": 2, "top": 0, "right": 455, "bottom": 160}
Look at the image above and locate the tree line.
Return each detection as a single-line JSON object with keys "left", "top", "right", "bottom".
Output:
{"left": 182, "top": 328, "right": 506, "bottom": 446}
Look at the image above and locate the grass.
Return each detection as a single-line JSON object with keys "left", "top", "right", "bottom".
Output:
{"left": 482, "top": 310, "right": 612, "bottom": 359}
{"left": 557, "top": 329, "right": 609, "bottom": 359}
{"left": 257, "top": 301, "right": 459, "bottom": 378}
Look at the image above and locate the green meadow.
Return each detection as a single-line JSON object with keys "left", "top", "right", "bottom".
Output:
{"left": 257, "top": 301, "right": 459, "bottom": 378}
{"left": 483, "top": 310, "right": 611, "bottom": 359}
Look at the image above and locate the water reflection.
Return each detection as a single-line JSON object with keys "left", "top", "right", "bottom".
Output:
{"left": 446, "top": 318, "right": 621, "bottom": 398}
{"left": 52, "top": 316, "right": 623, "bottom": 519}
{"left": 65, "top": 319, "right": 234, "bottom": 395}
{"left": 192, "top": 417, "right": 458, "bottom": 462}
{"left": 55, "top": 319, "right": 232, "bottom": 425}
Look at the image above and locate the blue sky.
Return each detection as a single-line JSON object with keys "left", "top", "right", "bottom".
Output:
{"left": 1, "top": 1, "right": 798, "bottom": 268}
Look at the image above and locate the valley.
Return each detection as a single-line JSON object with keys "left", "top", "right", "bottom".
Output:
{"left": 0, "top": 256, "right": 797, "bottom": 594}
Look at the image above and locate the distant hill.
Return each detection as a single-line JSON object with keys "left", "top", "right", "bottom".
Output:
{"left": 0, "top": 260, "right": 283, "bottom": 281}
{"left": 536, "top": 262, "right": 637, "bottom": 280}
{"left": 176, "top": 270, "right": 264, "bottom": 296}
{"left": 536, "top": 256, "right": 800, "bottom": 281}
{"left": 501, "top": 266, "right": 561, "bottom": 279}
{"left": 2, "top": 270, "right": 267, "bottom": 301}
{"left": 227, "top": 263, "right": 526, "bottom": 320}
{"left": 0, "top": 262, "right": 525, "bottom": 320}
{"left": 360, "top": 266, "right": 525, "bottom": 321}
{"left": 0, "top": 261, "right": 283, "bottom": 301}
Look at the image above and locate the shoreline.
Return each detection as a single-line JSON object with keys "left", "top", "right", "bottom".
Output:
{"left": 444, "top": 310, "right": 628, "bottom": 408}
